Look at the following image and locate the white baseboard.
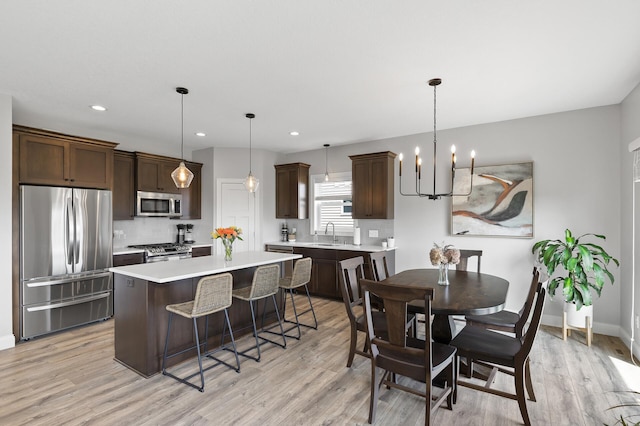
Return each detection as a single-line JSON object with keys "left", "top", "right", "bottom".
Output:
{"left": 541, "top": 313, "right": 621, "bottom": 337}
{"left": 0, "top": 333, "right": 16, "bottom": 351}
{"left": 618, "top": 328, "right": 640, "bottom": 362}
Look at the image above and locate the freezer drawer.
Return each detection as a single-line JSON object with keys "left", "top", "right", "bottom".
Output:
{"left": 22, "top": 271, "right": 112, "bottom": 305}
{"left": 22, "top": 291, "right": 113, "bottom": 339}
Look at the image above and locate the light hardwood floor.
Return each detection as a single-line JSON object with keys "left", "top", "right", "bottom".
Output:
{"left": 1, "top": 296, "right": 639, "bottom": 425}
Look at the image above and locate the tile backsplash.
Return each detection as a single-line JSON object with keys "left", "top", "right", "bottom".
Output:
{"left": 113, "top": 218, "right": 209, "bottom": 249}
{"left": 280, "top": 219, "right": 394, "bottom": 247}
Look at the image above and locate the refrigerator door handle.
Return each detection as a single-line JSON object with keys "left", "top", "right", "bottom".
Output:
{"left": 26, "top": 292, "right": 111, "bottom": 312}
{"left": 66, "top": 197, "right": 74, "bottom": 267}
{"left": 73, "top": 192, "right": 80, "bottom": 268}
{"left": 25, "top": 271, "right": 112, "bottom": 288}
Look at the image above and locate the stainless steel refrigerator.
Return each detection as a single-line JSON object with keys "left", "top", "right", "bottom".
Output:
{"left": 20, "top": 185, "right": 113, "bottom": 339}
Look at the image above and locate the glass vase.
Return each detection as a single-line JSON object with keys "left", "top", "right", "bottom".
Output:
{"left": 438, "top": 263, "right": 449, "bottom": 285}
{"left": 222, "top": 239, "right": 233, "bottom": 261}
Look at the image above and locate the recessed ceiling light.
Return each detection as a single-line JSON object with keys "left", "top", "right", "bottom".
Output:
{"left": 195, "top": 132, "right": 206, "bottom": 137}
{"left": 90, "top": 105, "right": 107, "bottom": 111}
{"left": 290, "top": 131, "right": 299, "bottom": 136}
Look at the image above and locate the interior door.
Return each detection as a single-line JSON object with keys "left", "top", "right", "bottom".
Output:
{"left": 216, "top": 179, "right": 260, "bottom": 255}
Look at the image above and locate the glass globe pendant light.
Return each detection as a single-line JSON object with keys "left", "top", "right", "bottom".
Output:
{"left": 171, "top": 87, "right": 194, "bottom": 189}
{"left": 244, "top": 113, "right": 259, "bottom": 192}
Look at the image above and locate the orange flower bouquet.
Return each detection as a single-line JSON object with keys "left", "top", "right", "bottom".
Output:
{"left": 211, "top": 226, "right": 243, "bottom": 261}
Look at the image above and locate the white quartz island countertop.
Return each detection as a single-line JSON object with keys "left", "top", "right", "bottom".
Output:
{"left": 265, "top": 241, "right": 396, "bottom": 252}
{"left": 110, "top": 250, "right": 301, "bottom": 283}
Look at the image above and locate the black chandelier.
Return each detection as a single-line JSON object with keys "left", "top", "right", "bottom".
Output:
{"left": 398, "top": 78, "right": 475, "bottom": 200}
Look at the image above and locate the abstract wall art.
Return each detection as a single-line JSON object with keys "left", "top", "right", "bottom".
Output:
{"left": 451, "top": 162, "right": 533, "bottom": 238}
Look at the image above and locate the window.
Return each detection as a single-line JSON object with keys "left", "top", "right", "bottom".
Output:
{"left": 310, "top": 172, "right": 353, "bottom": 235}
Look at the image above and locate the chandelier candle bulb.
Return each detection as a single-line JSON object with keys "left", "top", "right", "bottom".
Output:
{"left": 399, "top": 153, "right": 403, "bottom": 176}
{"left": 451, "top": 145, "right": 456, "bottom": 170}
{"left": 415, "top": 146, "right": 420, "bottom": 173}
{"left": 418, "top": 157, "right": 422, "bottom": 180}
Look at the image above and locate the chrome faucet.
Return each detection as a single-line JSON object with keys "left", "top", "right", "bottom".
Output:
{"left": 325, "top": 222, "right": 337, "bottom": 243}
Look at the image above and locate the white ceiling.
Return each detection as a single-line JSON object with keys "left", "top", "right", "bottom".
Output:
{"left": 2, "top": 1, "right": 640, "bottom": 156}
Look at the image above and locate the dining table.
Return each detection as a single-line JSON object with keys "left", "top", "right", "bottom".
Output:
{"left": 379, "top": 268, "right": 510, "bottom": 343}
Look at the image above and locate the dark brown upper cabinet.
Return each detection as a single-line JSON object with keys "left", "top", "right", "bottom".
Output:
{"left": 113, "top": 150, "right": 136, "bottom": 220}
{"left": 16, "top": 126, "right": 116, "bottom": 190}
{"left": 179, "top": 161, "right": 202, "bottom": 220}
{"left": 350, "top": 151, "right": 396, "bottom": 219}
{"left": 275, "top": 163, "right": 310, "bottom": 219}
{"left": 135, "top": 152, "right": 182, "bottom": 194}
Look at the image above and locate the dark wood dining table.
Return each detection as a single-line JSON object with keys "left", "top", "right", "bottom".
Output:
{"left": 379, "top": 268, "right": 509, "bottom": 343}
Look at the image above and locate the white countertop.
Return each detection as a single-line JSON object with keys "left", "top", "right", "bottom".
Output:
{"left": 110, "top": 250, "right": 301, "bottom": 283}
{"left": 265, "top": 241, "right": 396, "bottom": 252}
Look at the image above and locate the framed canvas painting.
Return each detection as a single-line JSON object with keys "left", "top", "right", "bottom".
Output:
{"left": 451, "top": 162, "right": 533, "bottom": 238}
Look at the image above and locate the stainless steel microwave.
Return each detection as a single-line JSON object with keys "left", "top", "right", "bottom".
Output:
{"left": 136, "top": 191, "right": 182, "bottom": 217}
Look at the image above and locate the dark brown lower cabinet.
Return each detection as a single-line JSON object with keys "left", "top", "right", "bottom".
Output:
{"left": 191, "top": 246, "right": 212, "bottom": 258}
{"left": 113, "top": 266, "right": 280, "bottom": 377}
{"left": 291, "top": 247, "right": 395, "bottom": 300}
{"left": 113, "top": 252, "right": 145, "bottom": 267}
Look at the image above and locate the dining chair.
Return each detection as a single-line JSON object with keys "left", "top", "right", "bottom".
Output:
{"left": 465, "top": 267, "right": 540, "bottom": 337}
{"left": 367, "top": 251, "right": 389, "bottom": 312}
{"left": 162, "top": 273, "right": 240, "bottom": 392}
{"left": 368, "top": 251, "right": 390, "bottom": 281}
{"left": 360, "top": 278, "right": 456, "bottom": 425}
{"left": 278, "top": 257, "right": 317, "bottom": 340}
{"left": 338, "top": 256, "right": 414, "bottom": 367}
{"left": 457, "top": 249, "right": 483, "bottom": 273}
{"left": 338, "top": 256, "right": 377, "bottom": 367}
{"left": 450, "top": 286, "right": 546, "bottom": 426}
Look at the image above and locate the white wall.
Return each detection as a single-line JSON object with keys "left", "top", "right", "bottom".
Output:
{"left": 0, "top": 94, "right": 15, "bottom": 350}
{"left": 285, "top": 105, "right": 623, "bottom": 335}
{"left": 620, "top": 81, "right": 640, "bottom": 358}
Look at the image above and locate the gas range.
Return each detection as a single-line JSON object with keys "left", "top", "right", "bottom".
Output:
{"left": 128, "top": 243, "right": 192, "bottom": 263}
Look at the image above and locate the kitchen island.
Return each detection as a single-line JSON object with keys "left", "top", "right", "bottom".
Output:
{"left": 110, "top": 251, "right": 301, "bottom": 377}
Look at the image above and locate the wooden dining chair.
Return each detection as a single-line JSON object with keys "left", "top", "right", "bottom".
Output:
{"left": 450, "top": 286, "right": 546, "bottom": 426}
{"left": 457, "top": 249, "right": 483, "bottom": 273}
{"left": 338, "top": 256, "right": 415, "bottom": 367}
{"left": 465, "top": 267, "right": 540, "bottom": 337}
{"left": 360, "top": 278, "right": 456, "bottom": 425}
{"left": 338, "top": 256, "right": 379, "bottom": 367}
{"left": 368, "top": 251, "right": 390, "bottom": 281}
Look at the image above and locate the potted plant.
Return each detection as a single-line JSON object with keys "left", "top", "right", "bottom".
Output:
{"left": 532, "top": 229, "right": 619, "bottom": 329}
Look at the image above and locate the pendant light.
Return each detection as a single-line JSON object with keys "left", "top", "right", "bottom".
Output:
{"left": 324, "top": 144, "right": 330, "bottom": 181}
{"left": 398, "top": 78, "right": 475, "bottom": 200}
{"left": 244, "top": 113, "right": 259, "bottom": 192}
{"left": 171, "top": 87, "right": 194, "bottom": 189}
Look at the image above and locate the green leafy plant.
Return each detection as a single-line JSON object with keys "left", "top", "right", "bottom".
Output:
{"left": 532, "top": 228, "right": 619, "bottom": 310}
{"left": 605, "top": 391, "right": 640, "bottom": 426}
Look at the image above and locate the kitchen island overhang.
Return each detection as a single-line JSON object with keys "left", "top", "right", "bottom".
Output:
{"left": 110, "top": 251, "right": 302, "bottom": 377}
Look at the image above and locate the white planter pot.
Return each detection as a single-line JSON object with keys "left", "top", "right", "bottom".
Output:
{"left": 563, "top": 303, "right": 593, "bottom": 328}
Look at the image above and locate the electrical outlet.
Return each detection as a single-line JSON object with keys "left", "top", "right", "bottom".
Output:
{"left": 369, "top": 229, "right": 379, "bottom": 238}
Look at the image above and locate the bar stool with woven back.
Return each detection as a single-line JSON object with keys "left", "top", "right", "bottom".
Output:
{"left": 231, "top": 263, "right": 287, "bottom": 362}
{"left": 161, "top": 273, "right": 240, "bottom": 392}
{"left": 278, "top": 257, "right": 317, "bottom": 340}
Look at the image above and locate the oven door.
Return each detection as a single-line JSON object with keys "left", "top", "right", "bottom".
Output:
{"left": 136, "top": 191, "right": 182, "bottom": 217}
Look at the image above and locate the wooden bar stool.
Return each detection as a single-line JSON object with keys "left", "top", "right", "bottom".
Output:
{"left": 231, "top": 264, "right": 286, "bottom": 362}
{"left": 278, "top": 257, "right": 317, "bottom": 340}
{"left": 161, "top": 273, "right": 240, "bottom": 392}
